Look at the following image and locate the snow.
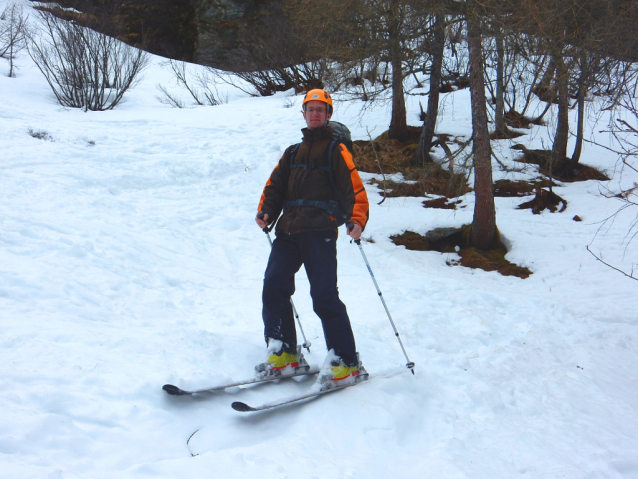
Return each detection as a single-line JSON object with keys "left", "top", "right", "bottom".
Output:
{"left": 2, "top": 5, "right": 638, "bottom": 478}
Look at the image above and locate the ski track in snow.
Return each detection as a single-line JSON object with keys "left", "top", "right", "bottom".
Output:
{"left": 2, "top": 7, "right": 638, "bottom": 478}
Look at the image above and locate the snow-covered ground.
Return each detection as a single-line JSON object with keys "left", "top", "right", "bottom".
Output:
{"left": 2, "top": 5, "right": 638, "bottom": 478}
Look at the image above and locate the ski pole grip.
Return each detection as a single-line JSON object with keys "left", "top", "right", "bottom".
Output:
{"left": 257, "top": 212, "right": 269, "bottom": 233}
{"left": 347, "top": 223, "right": 362, "bottom": 245}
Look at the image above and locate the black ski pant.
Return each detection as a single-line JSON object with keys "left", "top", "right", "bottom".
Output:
{"left": 262, "top": 229, "right": 358, "bottom": 367}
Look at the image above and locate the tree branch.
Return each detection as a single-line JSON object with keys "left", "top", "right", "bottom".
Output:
{"left": 587, "top": 245, "right": 637, "bottom": 282}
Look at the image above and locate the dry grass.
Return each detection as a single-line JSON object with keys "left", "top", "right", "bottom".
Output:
{"left": 517, "top": 188, "right": 567, "bottom": 214}
{"left": 503, "top": 110, "right": 541, "bottom": 129}
{"left": 390, "top": 231, "right": 430, "bottom": 251}
{"left": 456, "top": 247, "right": 532, "bottom": 279}
{"left": 391, "top": 227, "right": 532, "bottom": 279}
{"left": 354, "top": 128, "right": 471, "bottom": 199}
{"left": 559, "top": 164, "right": 610, "bottom": 182}
{"left": 352, "top": 126, "right": 422, "bottom": 175}
{"left": 511, "top": 145, "right": 609, "bottom": 182}
{"left": 422, "top": 197, "right": 463, "bottom": 209}
{"left": 493, "top": 179, "right": 535, "bottom": 197}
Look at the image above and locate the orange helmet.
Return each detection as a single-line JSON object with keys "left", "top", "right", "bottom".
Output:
{"left": 302, "top": 89, "right": 333, "bottom": 114}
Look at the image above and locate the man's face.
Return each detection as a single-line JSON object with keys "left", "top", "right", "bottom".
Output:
{"left": 303, "top": 100, "right": 332, "bottom": 130}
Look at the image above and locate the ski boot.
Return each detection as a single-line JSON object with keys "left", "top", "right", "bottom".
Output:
{"left": 255, "top": 345, "right": 310, "bottom": 378}
{"left": 317, "top": 354, "right": 369, "bottom": 391}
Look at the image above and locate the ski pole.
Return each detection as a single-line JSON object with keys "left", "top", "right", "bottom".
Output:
{"left": 257, "top": 212, "right": 311, "bottom": 352}
{"left": 353, "top": 236, "right": 415, "bottom": 374}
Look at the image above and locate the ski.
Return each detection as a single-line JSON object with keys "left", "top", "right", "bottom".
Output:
{"left": 162, "top": 366, "right": 320, "bottom": 396}
{"left": 231, "top": 370, "right": 369, "bottom": 412}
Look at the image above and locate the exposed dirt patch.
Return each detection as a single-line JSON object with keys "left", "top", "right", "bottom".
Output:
{"left": 490, "top": 127, "right": 526, "bottom": 140}
{"left": 390, "top": 227, "right": 532, "bottom": 278}
{"left": 390, "top": 230, "right": 431, "bottom": 251}
{"left": 454, "top": 247, "right": 532, "bottom": 279}
{"left": 370, "top": 165, "right": 471, "bottom": 199}
{"left": 391, "top": 227, "right": 466, "bottom": 253}
{"left": 511, "top": 145, "right": 609, "bottom": 182}
{"left": 356, "top": 129, "right": 471, "bottom": 199}
{"left": 504, "top": 110, "right": 544, "bottom": 129}
{"left": 352, "top": 127, "right": 422, "bottom": 175}
{"left": 558, "top": 164, "right": 610, "bottom": 182}
{"left": 511, "top": 145, "right": 552, "bottom": 165}
{"left": 422, "top": 197, "right": 464, "bottom": 209}
{"left": 440, "top": 75, "right": 470, "bottom": 93}
{"left": 493, "top": 179, "right": 535, "bottom": 197}
{"left": 517, "top": 187, "right": 567, "bottom": 214}
{"left": 493, "top": 178, "right": 559, "bottom": 197}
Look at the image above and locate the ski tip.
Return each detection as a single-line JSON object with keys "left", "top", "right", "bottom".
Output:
{"left": 163, "top": 384, "right": 187, "bottom": 396}
{"left": 231, "top": 401, "right": 256, "bottom": 412}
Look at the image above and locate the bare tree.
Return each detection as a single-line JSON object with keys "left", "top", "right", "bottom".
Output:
{"left": 551, "top": 52, "right": 571, "bottom": 166}
{"left": 467, "top": 6, "right": 498, "bottom": 250}
{"left": 27, "top": 9, "right": 149, "bottom": 111}
{"left": 414, "top": 14, "right": 446, "bottom": 165}
{"left": 0, "top": 2, "right": 29, "bottom": 77}
{"left": 611, "top": 84, "right": 638, "bottom": 174}
{"left": 356, "top": 0, "right": 435, "bottom": 141}
{"left": 501, "top": 0, "right": 638, "bottom": 177}
{"left": 584, "top": 80, "right": 638, "bottom": 282}
{"left": 570, "top": 54, "right": 637, "bottom": 171}
{"left": 284, "top": 0, "right": 433, "bottom": 141}
{"left": 385, "top": 0, "right": 409, "bottom": 141}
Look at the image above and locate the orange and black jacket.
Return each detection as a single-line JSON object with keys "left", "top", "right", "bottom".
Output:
{"left": 258, "top": 125, "right": 369, "bottom": 236}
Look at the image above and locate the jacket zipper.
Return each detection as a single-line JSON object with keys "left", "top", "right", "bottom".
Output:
{"left": 289, "top": 136, "right": 315, "bottom": 234}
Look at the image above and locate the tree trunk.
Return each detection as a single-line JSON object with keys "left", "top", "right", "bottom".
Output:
{"left": 494, "top": 32, "right": 507, "bottom": 134}
{"left": 570, "top": 53, "right": 588, "bottom": 171}
{"left": 414, "top": 15, "right": 445, "bottom": 166}
{"left": 467, "top": 14, "right": 498, "bottom": 251}
{"left": 538, "top": 54, "right": 558, "bottom": 95}
{"left": 551, "top": 54, "right": 569, "bottom": 165}
{"left": 387, "top": 0, "right": 409, "bottom": 142}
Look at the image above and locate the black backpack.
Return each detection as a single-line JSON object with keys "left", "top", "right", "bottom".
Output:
{"left": 284, "top": 121, "right": 353, "bottom": 226}
{"left": 327, "top": 121, "right": 353, "bottom": 153}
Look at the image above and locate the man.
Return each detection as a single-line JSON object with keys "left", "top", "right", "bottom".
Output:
{"left": 255, "top": 89, "right": 369, "bottom": 387}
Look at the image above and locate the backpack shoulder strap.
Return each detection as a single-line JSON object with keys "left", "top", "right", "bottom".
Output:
{"left": 288, "top": 143, "right": 301, "bottom": 166}
{"left": 325, "top": 139, "right": 339, "bottom": 188}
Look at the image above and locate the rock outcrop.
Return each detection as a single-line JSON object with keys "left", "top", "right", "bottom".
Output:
{"left": 31, "top": 0, "right": 286, "bottom": 71}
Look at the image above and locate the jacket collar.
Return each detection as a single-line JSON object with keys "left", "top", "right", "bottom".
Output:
{"left": 301, "top": 125, "right": 333, "bottom": 141}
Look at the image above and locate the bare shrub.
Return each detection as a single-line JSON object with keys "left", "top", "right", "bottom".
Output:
{"left": 156, "top": 60, "right": 228, "bottom": 107}
{"left": 27, "top": 127, "right": 53, "bottom": 141}
{"left": 27, "top": 9, "right": 149, "bottom": 111}
{"left": 155, "top": 83, "right": 185, "bottom": 108}
{"left": 0, "top": 2, "right": 29, "bottom": 77}
{"left": 231, "top": 61, "right": 328, "bottom": 97}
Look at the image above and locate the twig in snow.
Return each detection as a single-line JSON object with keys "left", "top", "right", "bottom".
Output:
{"left": 586, "top": 245, "right": 637, "bottom": 282}
{"left": 187, "top": 429, "right": 200, "bottom": 457}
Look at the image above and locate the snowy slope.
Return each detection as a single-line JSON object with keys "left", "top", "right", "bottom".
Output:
{"left": 2, "top": 5, "right": 638, "bottom": 478}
